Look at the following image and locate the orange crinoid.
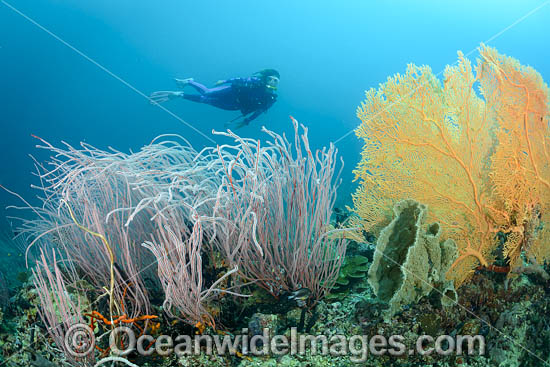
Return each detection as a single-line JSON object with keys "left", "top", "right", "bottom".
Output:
{"left": 351, "top": 44, "right": 549, "bottom": 287}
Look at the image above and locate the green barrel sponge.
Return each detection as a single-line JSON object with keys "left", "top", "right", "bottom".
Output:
{"left": 367, "top": 199, "right": 458, "bottom": 319}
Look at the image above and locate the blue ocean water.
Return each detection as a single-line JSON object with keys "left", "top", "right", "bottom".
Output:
{"left": 0, "top": 0, "right": 549, "bottom": 229}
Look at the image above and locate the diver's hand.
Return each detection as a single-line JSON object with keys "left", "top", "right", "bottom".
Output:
{"left": 215, "top": 79, "right": 226, "bottom": 86}
{"left": 149, "top": 91, "right": 183, "bottom": 105}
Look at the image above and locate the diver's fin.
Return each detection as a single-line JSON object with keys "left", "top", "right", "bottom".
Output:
{"left": 175, "top": 78, "right": 194, "bottom": 89}
{"left": 224, "top": 115, "right": 248, "bottom": 129}
{"left": 149, "top": 91, "right": 184, "bottom": 105}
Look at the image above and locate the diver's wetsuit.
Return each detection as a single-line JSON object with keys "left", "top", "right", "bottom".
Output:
{"left": 183, "top": 77, "right": 277, "bottom": 125}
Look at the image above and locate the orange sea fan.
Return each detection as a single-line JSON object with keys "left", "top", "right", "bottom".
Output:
{"left": 483, "top": 46, "right": 550, "bottom": 271}
{"left": 351, "top": 44, "right": 549, "bottom": 287}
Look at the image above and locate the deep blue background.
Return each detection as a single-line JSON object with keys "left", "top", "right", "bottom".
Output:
{"left": 1, "top": 0, "right": 549, "bottom": 233}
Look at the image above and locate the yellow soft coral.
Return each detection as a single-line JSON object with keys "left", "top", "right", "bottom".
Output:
{"left": 351, "top": 44, "right": 550, "bottom": 287}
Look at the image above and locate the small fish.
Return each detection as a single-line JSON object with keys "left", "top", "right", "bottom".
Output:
{"left": 288, "top": 288, "right": 312, "bottom": 307}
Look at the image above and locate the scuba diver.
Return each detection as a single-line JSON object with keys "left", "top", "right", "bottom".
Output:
{"left": 150, "top": 69, "right": 279, "bottom": 128}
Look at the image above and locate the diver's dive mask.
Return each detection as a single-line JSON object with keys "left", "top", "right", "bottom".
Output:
{"left": 266, "top": 76, "right": 279, "bottom": 90}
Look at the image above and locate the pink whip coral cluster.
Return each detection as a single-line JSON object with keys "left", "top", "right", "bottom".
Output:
{"left": 210, "top": 118, "right": 346, "bottom": 302}
{"left": 12, "top": 119, "right": 345, "bottom": 364}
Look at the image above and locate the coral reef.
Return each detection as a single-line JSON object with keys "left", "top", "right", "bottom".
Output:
{"left": 326, "top": 255, "right": 369, "bottom": 300}
{"left": 2, "top": 44, "right": 549, "bottom": 367}
{"left": 56, "top": 249, "right": 523, "bottom": 367}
